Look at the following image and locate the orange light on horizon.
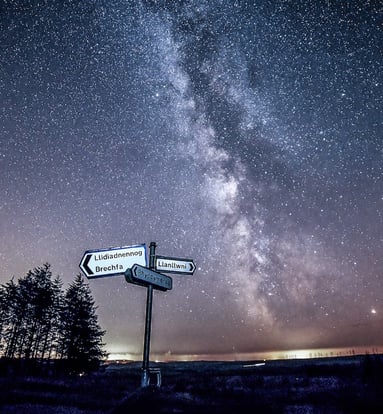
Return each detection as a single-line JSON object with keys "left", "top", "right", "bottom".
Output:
{"left": 106, "top": 345, "right": 383, "bottom": 362}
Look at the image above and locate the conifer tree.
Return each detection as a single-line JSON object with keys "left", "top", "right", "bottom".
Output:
{"left": 0, "top": 283, "right": 10, "bottom": 354}
{"left": 21, "top": 264, "right": 56, "bottom": 359}
{"left": 43, "top": 275, "right": 64, "bottom": 360}
{"left": 0, "top": 264, "right": 57, "bottom": 359}
{"left": 0, "top": 266, "right": 106, "bottom": 374}
{"left": 59, "top": 274, "right": 106, "bottom": 372}
{"left": 2, "top": 278, "right": 26, "bottom": 358}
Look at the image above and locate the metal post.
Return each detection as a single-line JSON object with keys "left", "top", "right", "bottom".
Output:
{"left": 141, "top": 242, "right": 156, "bottom": 387}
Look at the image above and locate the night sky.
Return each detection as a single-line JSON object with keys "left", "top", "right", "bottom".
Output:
{"left": 1, "top": 0, "right": 382, "bottom": 360}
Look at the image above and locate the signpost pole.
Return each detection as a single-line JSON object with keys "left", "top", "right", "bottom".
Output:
{"left": 141, "top": 241, "right": 156, "bottom": 387}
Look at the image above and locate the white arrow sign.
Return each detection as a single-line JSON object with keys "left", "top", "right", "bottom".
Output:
{"left": 155, "top": 255, "right": 196, "bottom": 275}
{"left": 79, "top": 244, "right": 147, "bottom": 279}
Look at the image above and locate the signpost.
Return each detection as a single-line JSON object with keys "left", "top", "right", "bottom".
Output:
{"left": 79, "top": 241, "right": 195, "bottom": 388}
{"left": 155, "top": 255, "right": 196, "bottom": 275}
{"left": 79, "top": 244, "right": 147, "bottom": 279}
{"left": 125, "top": 264, "right": 172, "bottom": 291}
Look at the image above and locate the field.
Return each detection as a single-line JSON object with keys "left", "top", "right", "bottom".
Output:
{"left": 1, "top": 355, "right": 383, "bottom": 413}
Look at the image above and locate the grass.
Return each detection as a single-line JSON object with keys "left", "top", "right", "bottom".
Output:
{"left": 1, "top": 355, "right": 383, "bottom": 413}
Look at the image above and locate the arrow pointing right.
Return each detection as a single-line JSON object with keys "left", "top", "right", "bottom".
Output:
{"left": 155, "top": 256, "right": 196, "bottom": 275}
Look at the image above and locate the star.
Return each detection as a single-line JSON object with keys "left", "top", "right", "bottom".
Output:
{"left": 0, "top": 0, "right": 381, "bottom": 360}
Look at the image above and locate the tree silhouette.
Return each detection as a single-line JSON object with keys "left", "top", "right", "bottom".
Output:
{"left": 0, "top": 264, "right": 59, "bottom": 359}
{"left": 2, "top": 278, "right": 27, "bottom": 358}
{"left": 22, "top": 264, "right": 56, "bottom": 359}
{"left": 43, "top": 275, "right": 64, "bottom": 360}
{"left": 59, "top": 274, "right": 106, "bottom": 373}
{"left": 0, "top": 265, "right": 106, "bottom": 374}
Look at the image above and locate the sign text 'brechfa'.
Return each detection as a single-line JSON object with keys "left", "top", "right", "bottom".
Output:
{"left": 79, "top": 244, "right": 147, "bottom": 279}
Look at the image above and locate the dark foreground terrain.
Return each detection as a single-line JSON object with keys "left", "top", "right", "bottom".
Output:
{"left": 1, "top": 355, "right": 383, "bottom": 413}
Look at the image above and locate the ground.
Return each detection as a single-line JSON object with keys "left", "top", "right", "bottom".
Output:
{"left": 1, "top": 355, "right": 383, "bottom": 413}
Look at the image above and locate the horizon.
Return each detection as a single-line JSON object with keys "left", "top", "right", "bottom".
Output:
{"left": 106, "top": 345, "right": 383, "bottom": 363}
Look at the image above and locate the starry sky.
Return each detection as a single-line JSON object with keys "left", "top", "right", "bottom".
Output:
{"left": 1, "top": 0, "right": 382, "bottom": 359}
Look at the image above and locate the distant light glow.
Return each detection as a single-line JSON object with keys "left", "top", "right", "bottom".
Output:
{"left": 107, "top": 346, "right": 383, "bottom": 362}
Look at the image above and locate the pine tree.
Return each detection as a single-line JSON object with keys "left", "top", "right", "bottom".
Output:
{"left": 0, "top": 283, "right": 10, "bottom": 355}
{"left": 0, "top": 267, "right": 106, "bottom": 374}
{"left": 59, "top": 274, "right": 106, "bottom": 373}
{"left": 0, "top": 264, "right": 61, "bottom": 361}
{"left": 43, "top": 275, "right": 64, "bottom": 360}
{"left": 21, "top": 264, "right": 55, "bottom": 359}
{"left": 2, "top": 278, "right": 27, "bottom": 358}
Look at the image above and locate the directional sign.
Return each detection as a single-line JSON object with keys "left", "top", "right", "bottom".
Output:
{"left": 155, "top": 255, "right": 196, "bottom": 275}
{"left": 125, "top": 264, "right": 172, "bottom": 291}
{"left": 80, "top": 244, "right": 147, "bottom": 279}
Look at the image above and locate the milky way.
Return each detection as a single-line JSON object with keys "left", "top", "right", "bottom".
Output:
{"left": 0, "top": 1, "right": 382, "bottom": 358}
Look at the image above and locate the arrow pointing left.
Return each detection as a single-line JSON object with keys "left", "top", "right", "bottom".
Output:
{"left": 82, "top": 254, "right": 93, "bottom": 276}
{"left": 79, "top": 244, "right": 147, "bottom": 279}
